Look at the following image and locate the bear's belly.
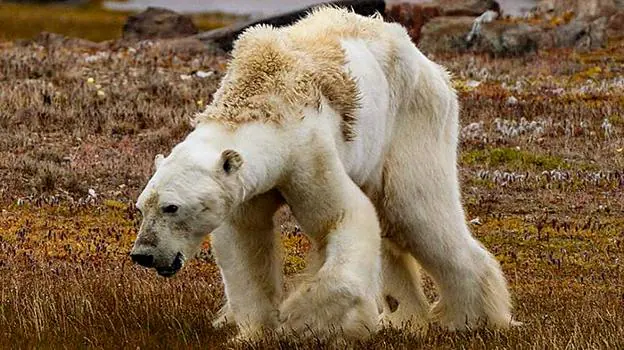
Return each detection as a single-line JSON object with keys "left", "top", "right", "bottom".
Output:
{"left": 337, "top": 38, "right": 393, "bottom": 186}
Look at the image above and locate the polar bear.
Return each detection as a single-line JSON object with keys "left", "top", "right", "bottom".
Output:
{"left": 130, "top": 7, "right": 514, "bottom": 341}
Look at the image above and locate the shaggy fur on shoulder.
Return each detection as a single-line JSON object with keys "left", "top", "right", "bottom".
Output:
{"left": 196, "top": 7, "right": 398, "bottom": 140}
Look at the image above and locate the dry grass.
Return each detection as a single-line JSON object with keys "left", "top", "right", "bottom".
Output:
{"left": 0, "top": 2, "right": 238, "bottom": 42}
{"left": 0, "top": 28, "right": 623, "bottom": 348}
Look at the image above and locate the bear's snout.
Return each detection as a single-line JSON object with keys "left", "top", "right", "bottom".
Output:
{"left": 130, "top": 253, "right": 154, "bottom": 268}
{"left": 130, "top": 244, "right": 184, "bottom": 277}
{"left": 155, "top": 252, "right": 184, "bottom": 278}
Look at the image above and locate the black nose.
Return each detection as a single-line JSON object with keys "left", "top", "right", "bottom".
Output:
{"left": 131, "top": 253, "right": 154, "bottom": 268}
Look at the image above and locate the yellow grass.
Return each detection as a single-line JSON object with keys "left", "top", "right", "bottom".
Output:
{"left": 0, "top": 22, "right": 623, "bottom": 348}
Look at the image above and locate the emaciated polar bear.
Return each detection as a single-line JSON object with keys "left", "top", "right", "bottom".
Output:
{"left": 130, "top": 7, "right": 515, "bottom": 340}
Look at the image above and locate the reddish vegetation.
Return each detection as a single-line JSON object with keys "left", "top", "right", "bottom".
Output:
{"left": 1, "top": 30, "right": 623, "bottom": 348}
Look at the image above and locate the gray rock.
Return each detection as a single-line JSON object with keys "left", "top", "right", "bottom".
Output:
{"left": 478, "top": 22, "right": 541, "bottom": 55}
{"left": 122, "top": 7, "right": 198, "bottom": 41}
{"left": 551, "top": 16, "right": 608, "bottom": 50}
{"left": 420, "top": 16, "right": 544, "bottom": 56}
{"left": 419, "top": 11, "right": 611, "bottom": 55}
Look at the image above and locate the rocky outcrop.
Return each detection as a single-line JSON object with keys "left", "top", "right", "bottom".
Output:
{"left": 386, "top": 1, "right": 501, "bottom": 52}
{"left": 122, "top": 7, "right": 199, "bottom": 41}
{"left": 388, "top": 0, "right": 623, "bottom": 55}
{"left": 416, "top": 14, "right": 540, "bottom": 55}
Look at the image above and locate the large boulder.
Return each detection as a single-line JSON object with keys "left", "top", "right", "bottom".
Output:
{"left": 418, "top": 16, "right": 542, "bottom": 56}
{"left": 550, "top": 16, "right": 609, "bottom": 50}
{"left": 122, "top": 7, "right": 199, "bottom": 41}
{"left": 477, "top": 22, "right": 542, "bottom": 55}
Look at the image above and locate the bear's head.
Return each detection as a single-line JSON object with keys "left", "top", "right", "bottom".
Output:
{"left": 130, "top": 135, "right": 244, "bottom": 277}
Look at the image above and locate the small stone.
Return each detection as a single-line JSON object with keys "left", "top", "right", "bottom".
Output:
{"left": 469, "top": 217, "right": 482, "bottom": 225}
{"left": 195, "top": 70, "right": 213, "bottom": 78}
{"left": 506, "top": 96, "right": 519, "bottom": 105}
{"left": 466, "top": 80, "right": 481, "bottom": 88}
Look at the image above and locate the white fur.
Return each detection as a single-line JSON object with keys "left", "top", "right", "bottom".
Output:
{"left": 132, "top": 7, "right": 515, "bottom": 342}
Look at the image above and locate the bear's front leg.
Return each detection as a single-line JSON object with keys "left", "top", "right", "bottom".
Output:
{"left": 211, "top": 191, "right": 284, "bottom": 340}
{"left": 277, "top": 154, "right": 382, "bottom": 340}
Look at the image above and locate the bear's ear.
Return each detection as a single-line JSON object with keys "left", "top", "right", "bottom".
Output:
{"left": 220, "top": 149, "right": 243, "bottom": 175}
{"left": 154, "top": 154, "right": 165, "bottom": 171}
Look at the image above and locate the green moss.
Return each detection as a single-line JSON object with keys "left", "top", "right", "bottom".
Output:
{"left": 462, "top": 147, "right": 568, "bottom": 170}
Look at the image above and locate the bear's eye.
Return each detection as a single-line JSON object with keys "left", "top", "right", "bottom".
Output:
{"left": 162, "top": 204, "right": 179, "bottom": 214}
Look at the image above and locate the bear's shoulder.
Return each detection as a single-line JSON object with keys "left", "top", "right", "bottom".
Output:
{"left": 195, "top": 7, "right": 388, "bottom": 139}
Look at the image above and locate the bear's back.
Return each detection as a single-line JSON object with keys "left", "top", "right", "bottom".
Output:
{"left": 197, "top": 7, "right": 400, "bottom": 140}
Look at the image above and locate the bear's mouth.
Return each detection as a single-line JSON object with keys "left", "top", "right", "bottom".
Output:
{"left": 156, "top": 252, "right": 184, "bottom": 277}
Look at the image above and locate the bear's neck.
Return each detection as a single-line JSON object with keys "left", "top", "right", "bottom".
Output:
{"left": 195, "top": 121, "right": 289, "bottom": 200}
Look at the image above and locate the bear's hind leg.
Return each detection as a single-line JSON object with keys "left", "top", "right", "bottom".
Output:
{"left": 380, "top": 238, "right": 430, "bottom": 333}
{"left": 211, "top": 190, "right": 284, "bottom": 340}
{"left": 381, "top": 139, "right": 514, "bottom": 330}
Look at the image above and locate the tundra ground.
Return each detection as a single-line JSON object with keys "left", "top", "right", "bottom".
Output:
{"left": 0, "top": 35, "right": 623, "bottom": 349}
